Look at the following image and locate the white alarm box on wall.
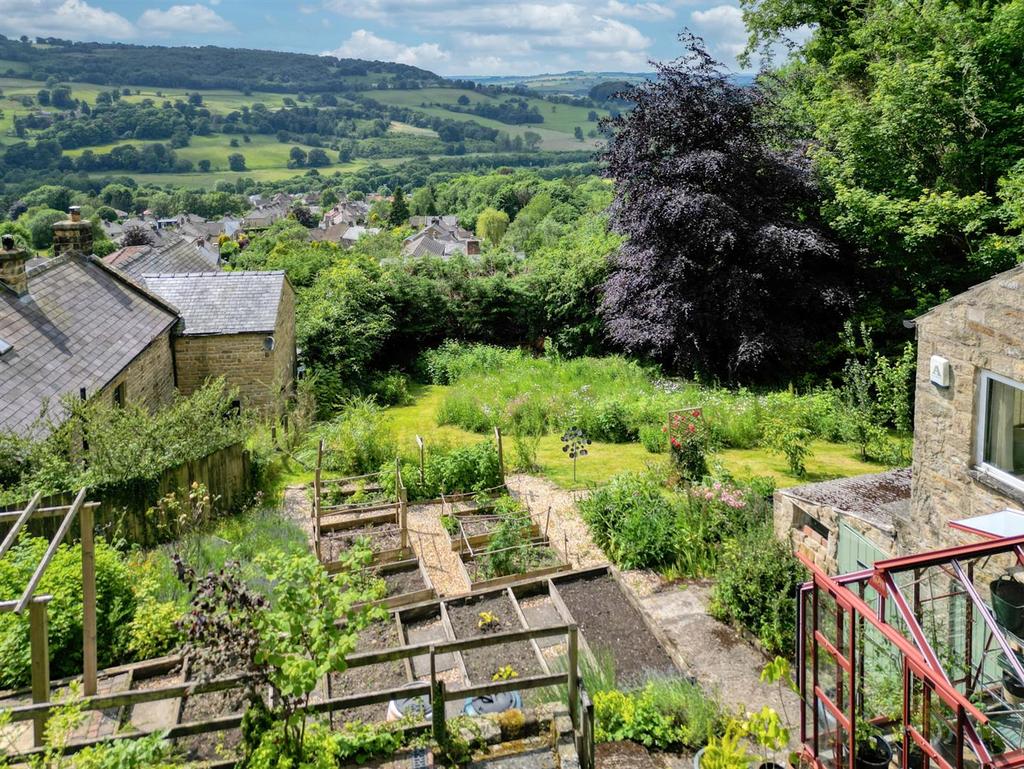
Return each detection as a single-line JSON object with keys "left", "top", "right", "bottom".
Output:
{"left": 930, "top": 355, "right": 951, "bottom": 387}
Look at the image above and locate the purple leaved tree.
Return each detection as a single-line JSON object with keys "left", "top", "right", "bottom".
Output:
{"left": 600, "top": 34, "right": 852, "bottom": 383}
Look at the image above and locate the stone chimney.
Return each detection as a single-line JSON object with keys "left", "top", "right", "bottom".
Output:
{"left": 0, "top": 233, "right": 30, "bottom": 296}
{"left": 53, "top": 206, "right": 93, "bottom": 256}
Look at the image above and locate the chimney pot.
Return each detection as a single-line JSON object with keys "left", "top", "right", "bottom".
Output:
{"left": 1, "top": 234, "right": 14, "bottom": 252}
{"left": 69, "top": 206, "right": 81, "bottom": 222}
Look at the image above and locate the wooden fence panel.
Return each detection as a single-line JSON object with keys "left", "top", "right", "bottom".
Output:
{"left": 1, "top": 443, "right": 254, "bottom": 547}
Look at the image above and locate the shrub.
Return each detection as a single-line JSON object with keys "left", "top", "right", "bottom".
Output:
{"left": 668, "top": 410, "right": 712, "bottom": 483}
{"left": 426, "top": 440, "right": 502, "bottom": 495}
{"left": 673, "top": 481, "right": 760, "bottom": 578}
{"left": 313, "top": 397, "right": 397, "bottom": 475}
{"left": 368, "top": 370, "right": 412, "bottom": 407}
{"left": 710, "top": 524, "right": 805, "bottom": 656}
{"left": 0, "top": 536, "right": 136, "bottom": 688}
{"left": 763, "top": 419, "right": 812, "bottom": 478}
{"left": 594, "top": 677, "right": 722, "bottom": 749}
{"left": 639, "top": 423, "right": 667, "bottom": 453}
{"left": 579, "top": 473, "right": 678, "bottom": 569}
{"left": 248, "top": 719, "right": 404, "bottom": 769}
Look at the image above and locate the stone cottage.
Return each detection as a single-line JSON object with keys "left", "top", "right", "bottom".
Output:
{"left": 142, "top": 271, "right": 296, "bottom": 413}
{"left": 774, "top": 262, "right": 1024, "bottom": 573}
{"left": 0, "top": 224, "right": 179, "bottom": 435}
{"left": 0, "top": 209, "right": 297, "bottom": 435}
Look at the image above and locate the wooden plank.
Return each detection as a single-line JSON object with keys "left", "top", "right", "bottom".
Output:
{"left": 446, "top": 672, "right": 565, "bottom": 701}
{"left": 319, "top": 510, "right": 398, "bottom": 532}
{"left": 507, "top": 586, "right": 550, "bottom": 675}
{"left": 17, "top": 488, "right": 86, "bottom": 613}
{"left": 439, "top": 600, "right": 470, "bottom": 686}
{"left": 366, "top": 588, "right": 437, "bottom": 611}
{"left": 0, "top": 491, "right": 41, "bottom": 557}
{"left": 320, "top": 500, "right": 398, "bottom": 517}
{"left": 432, "top": 623, "right": 569, "bottom": 656}
{"left": 395, "top": 612, "right": 415, "bottom": 684}
{"left": 29, "top": 599, "right": 49, "bottom": 748}
{"left": 465, "top": 562, "right": 572, "bottom": 592}
{"left": 5, "top": 673, "right": 251, "bottom": 722}
{"left": 568, "top": 624, "right": 579, "bottom": 726}
{"left": 80, "top": 498, "right": 97, "bottom": 696}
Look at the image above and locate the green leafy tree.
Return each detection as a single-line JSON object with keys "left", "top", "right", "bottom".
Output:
{"left": 476, "top": 206, "right": 510, "bottom": 245}
{"left": 410, "top": 185, "right": 437, "bottom": 216}
{"left": 27, "top": 208, "right": 65, "bottom": 249}
{"left": 227, "top": 153, "right": 247, "bottom": 172}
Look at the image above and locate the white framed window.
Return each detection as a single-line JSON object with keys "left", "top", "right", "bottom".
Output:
{"left": 976, "top": 371, "right": 1024, "bottom": 489}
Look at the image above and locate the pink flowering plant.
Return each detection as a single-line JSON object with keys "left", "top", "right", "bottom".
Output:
{"left": 666, "top": 409, "right": 712, "bottom": 482}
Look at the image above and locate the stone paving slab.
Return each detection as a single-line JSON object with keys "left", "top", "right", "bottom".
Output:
{"left": 636, "top": 579, "right": 800, "bottom": 736}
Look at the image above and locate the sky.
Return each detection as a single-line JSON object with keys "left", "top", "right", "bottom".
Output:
{"left": 0, "top": 0, "right": 767, "bottom": 77}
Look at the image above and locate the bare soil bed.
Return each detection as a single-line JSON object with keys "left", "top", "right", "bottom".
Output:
{"left": 376, "top": 565, "right": 427, "bottom": 597}
{"left": 555, "top": 574, "right": 677, "bottom": 687}
{"left": 329, "top": 618, "right": 407, "bottom": 724}
{"left": 447, "top": 593, "right": 543, "bottom": 684}
{"left": 321, "top": 522, "right": 402, "bottom": 561}
{"left": 176, "top": 688, "right": 245, "bottom": 760}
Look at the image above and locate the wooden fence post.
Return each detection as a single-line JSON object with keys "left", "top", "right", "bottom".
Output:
{"left": 416, "top": 435, "right": 425, "bottom": 487}
{"left": 314, "top": 439, "right": 324, "bottom": 562}
{"left": 494, "top": 426, "right": 504, "bottom": 481}
{"left": 430, "top": 645, "right": 447, "bottom": 747}
{"left": 30, "top": 599, "right": 50, "bottom": 748}
{"left": 568, "top": 624, "right": 579, "bottom": 728}
{"left": 397, "top": 458, "right": 408, "bottom": 549}
{"left": 81, "top": 501, "right": 97, "bottom": 697}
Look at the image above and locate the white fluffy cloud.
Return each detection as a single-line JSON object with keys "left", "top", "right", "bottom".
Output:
{"left": 2, "top": 0, "right": 135, "bottom": 40}
{"left": 690, "top": 4, "right": 747, "bottom": 63}
{"left": 321, "top": 0, "right": 656, "bottom": 74}
{"left": 138, "top": 4, "right": 236, "bottom": 36}
{"left": 323, "top": 29, "right": 450, "bottom": 68}
{"left": 2, "top": 1, "right": 235, "bottom": 41}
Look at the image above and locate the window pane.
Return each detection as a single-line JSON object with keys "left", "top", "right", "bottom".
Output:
{"left": 985, "top": 378, "right": 1024, "bottom": 477}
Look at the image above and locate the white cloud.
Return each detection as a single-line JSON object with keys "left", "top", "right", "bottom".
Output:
{"left": 600, "top": 0, "right": 674, "bottom": 20}
{"left": 137, "top": 4, "right": 236, "bottom": 36}
{"left": 323, "top": 29, "right": 450, "bottom": 68}
{"left": 691, "top": 4, "right": 748, "bottom": 66}
{"left": 2, "top": 0, "right": 135, "bottom": 40}
{"left": 320, "top": 0, "right": 656, "bottom": 74}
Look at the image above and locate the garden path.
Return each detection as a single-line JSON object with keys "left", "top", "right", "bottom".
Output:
{"left": 506, "top": 474, "right": 604, "bottom": 569}
{"left": 406, "top": 501, "right": 470, "bottom": 596}
{"left": 282, "top": 484, "right": 315, "bottom": 546}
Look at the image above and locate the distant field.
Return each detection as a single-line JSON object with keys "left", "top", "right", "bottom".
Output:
{"left": 65, "top": 134, "right": 334, "bottom": 172}
{"left": 372, "top": 87, "right": 606, "bottom": 150}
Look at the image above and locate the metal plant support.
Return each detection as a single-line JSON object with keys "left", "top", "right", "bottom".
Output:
{"left": 561, "top": 427, "right": 591, "bottom": 484}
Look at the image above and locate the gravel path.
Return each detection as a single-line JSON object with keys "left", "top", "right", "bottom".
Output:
{"left": 405, "top": 501, "right": 469, "bottom": 596}
{"left": 282, "top": 485, "right": 315, "bottom": 548}
{"left": 506, "top": 474, "right": 604, "bottom": 568}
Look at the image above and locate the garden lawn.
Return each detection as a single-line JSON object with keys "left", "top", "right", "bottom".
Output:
{"left": 386, "top": 385, "right": 885, "bottom": 489}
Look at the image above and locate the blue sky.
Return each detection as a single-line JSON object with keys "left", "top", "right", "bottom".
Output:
{"left": 2, "top": 0, "right": 761, "bottom": 76}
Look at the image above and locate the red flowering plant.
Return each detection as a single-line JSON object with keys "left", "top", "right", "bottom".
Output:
{"left": 665, "top": 408, "right": 711, "bottom": 482}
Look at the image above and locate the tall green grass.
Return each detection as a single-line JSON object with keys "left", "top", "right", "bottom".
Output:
{"left": 420, "top": 342, "right": 851, "bottom": 449}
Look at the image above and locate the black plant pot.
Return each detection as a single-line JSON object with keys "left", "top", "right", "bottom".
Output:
{"left": 991, "top": 576, "right": 1024, "bottom": 636}
{"left": 856, "top": 736, "right": 893, "bottom": 769}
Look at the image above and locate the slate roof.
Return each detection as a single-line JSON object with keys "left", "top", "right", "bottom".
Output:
{"left": 0, "top": 254, "right": 178, "bottom": 436}
{"left": 142, "top": 271, "right": 286, "bottom": 336}
{"left": 779, "top": 467, "right": 912, "bottom": 533}
{"left": 103, "top": 235, "right": 219, "bottom": 280}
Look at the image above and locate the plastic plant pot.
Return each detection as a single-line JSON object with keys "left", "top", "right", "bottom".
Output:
{"left": 1005, "top": 670, "right": 1024, "bottom": 705}
{"left": 855, "top": 735, "right": 893, "bottom": 769}
{"left": 991, "top": 576, "right": 1024, "bottom": 636}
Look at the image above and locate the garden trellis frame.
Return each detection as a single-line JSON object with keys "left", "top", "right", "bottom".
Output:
{"left": 796, "top": 533, "right": 1024, "bottom": 769}
{"left": 0, "top": 488, "right": 99, "bottom": 746}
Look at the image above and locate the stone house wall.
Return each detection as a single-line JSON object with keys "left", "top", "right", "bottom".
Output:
{"left": 173, "top": 281, "right": 296, "bottom": 413}
{"left": 910, "top": 266, "right": 1024, "bottom": 554}
{"left": 96, "top": 327, "right": 176, "bottom": 411}
{"left": 774, "top": 490, "right": 899, "bottom": 574}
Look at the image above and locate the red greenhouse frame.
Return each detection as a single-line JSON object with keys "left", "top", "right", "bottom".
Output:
{"left": 797, "top": 534, "right": 1024, "bottom": 769}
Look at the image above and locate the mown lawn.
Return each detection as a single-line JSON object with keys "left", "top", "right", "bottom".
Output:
{"left": 386, "top": 384, "right": 886, "bottom": 489}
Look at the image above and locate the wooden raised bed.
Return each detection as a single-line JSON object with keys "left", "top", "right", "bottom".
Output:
{"left": 442, "top": 510, "right": 542, "bottom": 554}
{"left": 320, "top": 513, "right": 407, "bottom": 567}
{"left": 457, "top": 537, "right": 570, "bottom": 591}
{"left": 360, "top": 557, "right": 437, "bottom": 610}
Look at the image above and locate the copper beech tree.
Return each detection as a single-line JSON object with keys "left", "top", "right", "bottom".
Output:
{"left": 600, "top": 35, "right": 851, "bottom": 383}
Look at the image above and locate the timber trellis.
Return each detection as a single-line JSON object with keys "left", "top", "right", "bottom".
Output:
{"left": 0, "top": 487, "right": 98, "bottom": 747}
{"left": 2, "top": 623, "right": 595, "bottom": 769}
